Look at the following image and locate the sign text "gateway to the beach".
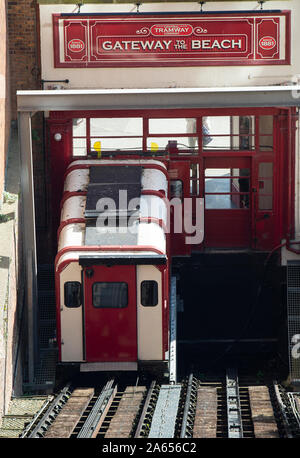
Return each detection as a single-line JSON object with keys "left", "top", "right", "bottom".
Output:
{"left": 53, "top": 12, "right": 290, "bottom": 67}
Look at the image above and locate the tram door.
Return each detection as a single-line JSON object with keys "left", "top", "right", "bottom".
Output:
{"left": 204, "top": 157, "right": 252, "bottom": 248}
{"left": 83, "top": 265, "right": 137, "bottom": 362}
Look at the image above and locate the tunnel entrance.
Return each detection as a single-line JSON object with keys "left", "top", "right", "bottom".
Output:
{"left": 173, "top": 252, "right": 287, "bottom": 372}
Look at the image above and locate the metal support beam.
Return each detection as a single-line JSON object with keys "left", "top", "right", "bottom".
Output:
{"left": 17, "top": 86, "right": 300, "bottom": 113}
{"left": 36, "top": 0, "right": 291, "bottom": 4}
{"left": 169, "top": 276, "right": 177, "bottom": 384}
{"left": 18, "top": 112, "right": 38, "bottom": 385}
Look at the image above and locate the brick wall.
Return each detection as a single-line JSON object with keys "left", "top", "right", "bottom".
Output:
{"left": 7, "top": 1, "right": 49, "bottom": 257}
{"left": 7, "top": 0, "right": 41, "bottom": 119}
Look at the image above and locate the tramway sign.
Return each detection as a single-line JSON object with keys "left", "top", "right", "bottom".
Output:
{"left": 53, "top": 12, "right": 290, "bottom": 67}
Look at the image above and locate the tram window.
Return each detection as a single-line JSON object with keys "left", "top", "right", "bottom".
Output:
{"left": 147, "top": 137, "right": 197, "bottom": 152}
{"left": 90, "top": 118, "right": 143, "bottom": 136}
{"left": 205, "top": 168, "right": 250, "bottom": 209}
{"left": 205, "top": 168, "right": 250, "bottom": 177}
{"left": 259, "top": 163, "right": 273, "bottom": 177}
{"left": 73, "top": 119, "right": 87, "bottom": 156}
{"left": 205, "top": 177, "right": 250, "bottom": 193}
{"left": 203, "top": 116, "right": 255, "bottom": 150}
{"left": 204, "top": 117, "right": 230, "bottom": 135}
{"left": 205, "top": 195, "right": 250, "bottom": 209}
{"left": 259, "top": 116, "right": 273, "bottom": 135}
{"left": 141, "top": 281, "right": 158, "bottom": 307}
{"left": 259, "top": 116, "right": 273, "bottom": 151}
{"left": 92, "top": 282, "right": 128, "bottom": 308}
{"left": 258, "top": 195, "right": 273, "bottom": 210}
{"left": 64, "top": 282, "right": 82, "bottom": 308}
{"left": 236, "top": 116, "right": 255, "bottom": 150}
{"left": 170, "top": 180, "right": 183, "bottom": 199}
{"left": 148, "top": 117, "right": 209, "bottom": 152}
{"left": 90, "top": 137, "right": 143, "bottom": 152}
{"left": 90, "top": 117, "right": 143, "bottom": 152}
{"left": 72, "top": 118, "right": 86, "bottom": 137}
{"left": 73, "top": 138, "right": 87, "bottom": 156}
{"left": 149, "top": 118, "right": 196, "bottom": 134}
{"left": 259, "top": 136, "right": 273, "bottom": 151}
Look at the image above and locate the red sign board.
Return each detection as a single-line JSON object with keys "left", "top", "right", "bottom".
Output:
{"left": 53, "top": 12, "right": 290, "bottom": 67}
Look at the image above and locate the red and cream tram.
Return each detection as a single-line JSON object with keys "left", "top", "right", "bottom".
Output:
{"left": 55, "top": 159, "right": 170, "bottom": 372}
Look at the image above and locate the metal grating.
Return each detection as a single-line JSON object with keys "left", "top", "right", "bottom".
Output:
{"left": 38, "top": 294, "right": 56, "bottom": 321}
{"left": 34, "top": 349, "right": 57, "bottom": 386}
{"left": 38, "top": 320, "right": 56, "bottom": 348}
{"left": 148, "top": 385, "right": 181, "bottom": 438}
{"left": 287, "top": 262, "right": 300, "bottom": 384}
{"left": 37, "top": 264, "right": 55, "bottom": 291}
{"left": 31, "top": 264, "right": 58, "bottom": 390}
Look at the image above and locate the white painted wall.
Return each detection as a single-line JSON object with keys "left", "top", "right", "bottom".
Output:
{"left": 40, "top": 1, "right": 299, "bottom": 89}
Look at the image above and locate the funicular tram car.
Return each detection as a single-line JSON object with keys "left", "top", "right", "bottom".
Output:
{"left": 55, "top": 159, "right": 170, "bottom": 373}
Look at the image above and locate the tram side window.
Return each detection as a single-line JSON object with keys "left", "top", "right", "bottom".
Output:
{"left": 64, "top": 282, "right": 82, "bottom": 308}
{"left": 203, "top": 116, "right": 255, "bottom": 150}
{"left": 141, "top": 281, "right": 158, "bottom": 307}
{"left": 170, "top": 180, "right": 183, "bottom": 199}
{"left": 72, "top": 119, "right": 87, "bottom": 156}
{"left": 93, "top": 282, "right": 128, "bottom": 308}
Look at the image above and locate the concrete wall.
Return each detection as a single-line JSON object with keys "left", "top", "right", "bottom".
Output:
{"left": 0, "top": 125, "right": 23, "bottom": 420}
{"left": 0, "top": 0, "right": 34, "bottom": 419}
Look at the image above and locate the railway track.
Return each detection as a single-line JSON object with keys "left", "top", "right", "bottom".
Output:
{"left": 19, "top": 370, "right": 300, "bottom": 439}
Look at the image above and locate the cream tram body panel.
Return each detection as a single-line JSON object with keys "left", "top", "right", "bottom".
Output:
{"left": 137, "top": 265, "right": 163, "bottom": 361}
{"left": 59, "top": 261, "right": 84, "bottom": 361}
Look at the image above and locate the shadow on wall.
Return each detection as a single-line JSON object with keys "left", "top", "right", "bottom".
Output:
{"left": 0, "top": 256, "right": 10, "bottom": 270}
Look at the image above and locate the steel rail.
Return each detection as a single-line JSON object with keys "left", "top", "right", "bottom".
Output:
{"left": 23, "top": 384, "right": 72, "bottom": 438}
{"left": 287, "top": 393, "right": 300, "bottom": 430}
{"left": 273, "top": 382, "right": 293, "bottom": 438}
{"left": 134, "top": 380, "right": 157, "bottom": 438}
{"left": 19, "top": 396, "right": 54, "bottom": 438}
{"left": 226, "top": 368, "right": 243, "bottom": 438}
{"left": 77, "top": 379, "right": 116, "bottom": 438}
{"left": 180, "top": 374, "right": 197, "bottom": 438}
